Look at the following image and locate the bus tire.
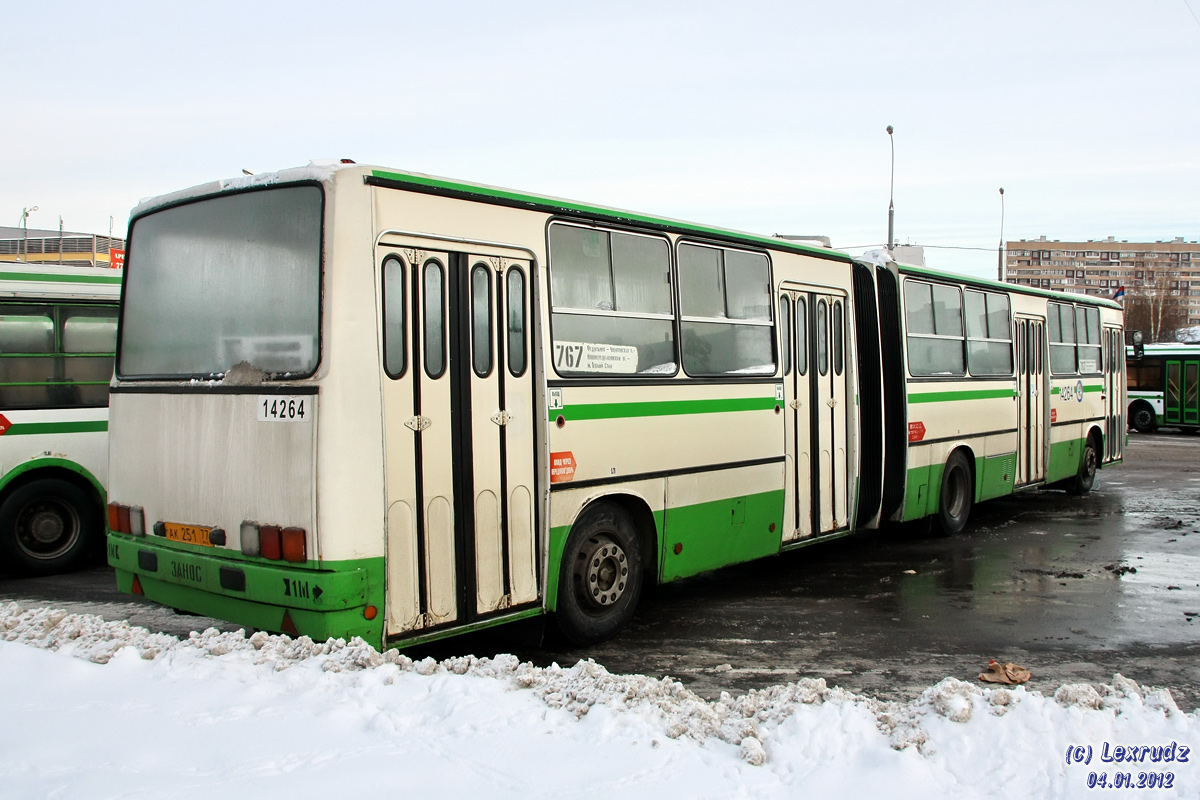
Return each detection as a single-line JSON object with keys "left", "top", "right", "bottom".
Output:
{"left": 935, "top": 451, "right": 973, "bottom": 536}
{"left": 555, "top": 502, "right": 643, "bottom": 646}
{"left": 0, "top": 478, "right": 99, "bottom": 576}
{"left": 1129, "top": 402, "right": 1156, "bottom": 433}
{"left": 1067, "top": 434, "right": 1099, "bottom": 496}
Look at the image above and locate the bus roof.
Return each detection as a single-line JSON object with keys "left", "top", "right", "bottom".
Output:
{"left": 130, "top": 162, "right": 854, "bottom": 263}
{"left": 1128, "top": 342, "right": 1200, "bottom": 356}
{"left": 0, "top": 264, "right": 123, "bottom": 301}
{"left": 895, "top": 261, "right": 1123, "bottom": 310}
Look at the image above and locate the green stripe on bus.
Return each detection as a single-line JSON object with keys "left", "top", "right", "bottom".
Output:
{"left": 0, "top": 271, "right": 122, "bottom": 284}
{"left": 3, "top": 420, "right": 108, "bottom": 435}
{"left": 371, "top": 170, "right": 848, "bottom": 261}
{"left": 551, "top": 396, "right": 777, "bottom": 422}
{"left": 908, "top": 388, "right": 1015, "bottom": 404}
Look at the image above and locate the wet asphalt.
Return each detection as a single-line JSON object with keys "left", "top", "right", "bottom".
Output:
{"left": 3, "top": 433, "right": 1199, "bottom": 709}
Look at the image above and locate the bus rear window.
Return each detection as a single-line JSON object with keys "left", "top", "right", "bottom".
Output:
{"left": 118, "top": 185, "right": 322, "bottom": 379}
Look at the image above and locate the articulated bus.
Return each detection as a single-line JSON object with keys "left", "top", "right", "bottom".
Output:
{"left": 104, "top": 164, "right": 1123, "bottom": 648}
{"left": 0, "top": 265, "right": 121, "bottom": 575}
{"left": 1126, "top": 343, "right": 1200, "bottom": 433}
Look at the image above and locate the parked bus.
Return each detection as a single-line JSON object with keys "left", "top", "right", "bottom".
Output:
{"left": 105, "top": 164, "right": 1123, "bottom": 648}
{"left": 0, "top": 264, "right": 121, "bottom": 575}
{"left": 1126, "top": 342, "right": 1200, "bottom": 433}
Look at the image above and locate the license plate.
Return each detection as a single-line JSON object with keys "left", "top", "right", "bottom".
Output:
{"left": 164, "top": 522, "right": 213, "bottom": 547}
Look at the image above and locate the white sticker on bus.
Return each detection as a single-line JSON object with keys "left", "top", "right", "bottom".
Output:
{"left": 553, "top": 341, "right": 638, "bottom": 374}
{"left": 258, "top": 395, "right": 311, "bottom": 422}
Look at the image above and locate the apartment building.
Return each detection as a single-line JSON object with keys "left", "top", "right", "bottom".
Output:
{"left": 1004, "top": 236, "right": 1200, "bottom": 325}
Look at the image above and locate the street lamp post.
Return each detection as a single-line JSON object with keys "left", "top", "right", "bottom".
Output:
{"left": 19, "top": 206, "right": 39, "bottom": 261}
{"left": 887, "top": 125, "right": 895, "bottom": 251}
{"left": 997, "top": 188, "right": 1005, "bottom": 282}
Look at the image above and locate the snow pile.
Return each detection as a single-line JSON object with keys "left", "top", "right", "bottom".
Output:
{"left": 2, "top": 601, "right": 1197, "bottom": 799}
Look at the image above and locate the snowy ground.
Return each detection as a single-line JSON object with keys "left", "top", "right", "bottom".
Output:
{"left": 2, "top": 602, "right": 1196, "bottom": 799}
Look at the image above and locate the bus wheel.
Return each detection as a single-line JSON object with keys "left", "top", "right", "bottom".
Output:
{"left": 1129, "top": 403, "right": 1157, "bottom": 433}
{"left": 0, "top": 479, "right": 98, "bottom": 576}
{"left": 556, "top": 502, "right": 643, "bottom": 646}
{"left": 935, "top": 451, "right": 973, "bottom": 536}
{"left": 1068, "top": 435, "right": 1099, "bottom": 495}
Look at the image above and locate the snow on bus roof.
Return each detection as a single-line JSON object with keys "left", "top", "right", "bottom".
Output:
{"left": 130, "top": 160, "right": 353, "bottom": 218}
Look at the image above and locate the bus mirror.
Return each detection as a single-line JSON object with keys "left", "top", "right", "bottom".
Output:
{"left": 1131, "top": 330, "right": 1144, "bottom": 359}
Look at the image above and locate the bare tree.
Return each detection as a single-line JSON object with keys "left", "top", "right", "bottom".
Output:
{"left": 1123, "top": 267, "right": 1189, "bottom": 342}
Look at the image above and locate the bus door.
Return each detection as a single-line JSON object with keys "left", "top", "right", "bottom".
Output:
{"left": 1164, "top": 356, "right": 1200, "bottom": 427}
{"left": 379, "top": 246, "right": 538, "bottom": 636}
{"left": 1103, "top": 326, "right": 1124, "bottom": 461}
{"left": 1014, "top": 315, "right": 1048, "bottom": 486}
{"left": 779, "top": 283, "right": 849, "bottom": 539}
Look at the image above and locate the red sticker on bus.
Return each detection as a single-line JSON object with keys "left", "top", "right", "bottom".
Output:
{"left": 1051, "top": 408, "right": 1057, "bottom": 423}
{"left": 908, "top": 421, "right": 925, "bottom": 442}
{"left": 0, "top": 414, "right": 10, "bottom": 436}
{"left": 550, "top": 451, "right": 576, "bottom": 483}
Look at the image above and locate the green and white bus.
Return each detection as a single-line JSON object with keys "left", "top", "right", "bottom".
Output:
{"left": 105, "top": 164, "right": 1123, "bottom": 648}
{"left": 0, "top": 265, "right": 121, "bottom": 575}
{"left": 1126, "top": 342, "right": 1200, "bottom": 433}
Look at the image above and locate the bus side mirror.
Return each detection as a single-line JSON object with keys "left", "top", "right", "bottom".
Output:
{"left": 1130, "top": 330, "right": 1144, "bottom": 359}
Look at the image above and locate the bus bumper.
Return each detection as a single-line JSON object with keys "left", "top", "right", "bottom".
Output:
{"left": 107, "top": 532, "right": 385, "bottom": 645}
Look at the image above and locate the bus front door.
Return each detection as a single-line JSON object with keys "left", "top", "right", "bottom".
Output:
{"left": 379, "top": 246, "right": 538, "bottom": 636}
{"left": 779, "top": 284, "right": 849, "bottom": 540}
{"left": 1015, "top": 316, "right": 1048, "bottom": 486}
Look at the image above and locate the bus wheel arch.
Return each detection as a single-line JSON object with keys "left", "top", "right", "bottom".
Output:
{"left": 1068, "top": 429, "right": 1101, "bottom": 496}
{"left": 554, "top": 497, "right": 649, "bottom": 646}
{"left": 1129, "top": 401, "right": 1157, "bottom": 433}
{"left": 935, "top": 447, "right": 974, "bottom": 536}
{"left": 0, "top": 468, "right": 104, "bottom": 576}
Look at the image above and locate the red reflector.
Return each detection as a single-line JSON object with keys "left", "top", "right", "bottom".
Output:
{"left": 107, "top": 503, "right": 121, "bottom": 532}
{"left": 260, "top": 526, "right": 282, "bottom": 560}
{"left": 281, "top": 527, "right": 306, "bottom": 563}
{"left": 363, "top": 605, "right": 378, "bottom": 621}
{"left": 117, "top": 505, "right": 131, "bottom": 535}
{"left": 280, "top": 610, "right": 299, "bottom": 637}
{"left": 130, "top": 575, "right": 144, "bottom": 596}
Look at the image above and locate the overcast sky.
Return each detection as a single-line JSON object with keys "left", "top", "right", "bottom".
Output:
{"left": 4, "top": 0, "right": 1198, "bottom": 279}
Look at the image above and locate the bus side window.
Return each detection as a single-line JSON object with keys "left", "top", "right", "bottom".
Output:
{"left": 423, "top": 260, "right": 446, "bottom": 379}
{"left": 382, "top": 256, "right": 406, "bottom": 378}
{"left": 59, "top": 306, "right": 118, "bottom": 407}
{"left": 833, "top": 300, "right": 844, "bottom": 376}
{"left": 796, "top": 297, "right": 807, "bottom": 375}
{"left": 964, "top": 290, "right": 1012, "bottom": 376}
{"left": 507, "top": 268, "right": 527, "bottom": 377}
{"left": 471, "top": 263, "right": 493, "bottom": 378}
{"left": 1048, "top": 302, "right": 1076, "bottom": 374}
{"left": 817, "top": 298, "right": 828, "bottom": 376}
{"left": 904, "top": 279, "right": 965, "bottom": 377}
{"left": 678, "top": 243, "right": 775, "bottom": 376}
{"left": 1076, "top": 306, "right": 1101, "bottom": 373}
{"left": 779, "top": 296, "right": 791, "bottom": 376}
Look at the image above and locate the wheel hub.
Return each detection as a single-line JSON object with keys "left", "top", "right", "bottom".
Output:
{"left": 576, "top": 535, "right": 629, "bottom": 609}
{"left": 29, "top": 510, "right": 65, "bottom": 545}
{"left": 15, "top": 499, "right": 79, "bottom": 558}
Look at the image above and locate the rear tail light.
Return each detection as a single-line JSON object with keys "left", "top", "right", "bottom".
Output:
{"left": 281, "top": 528, "right": 306, "bottom": 563}
{"left": 240, "top": 521, "right": 306, "bottom": 562}
{"left": 240, "top": 521, "right": 260, "bottom": 556}
{"left": 129, "top": 507, "right": 145, "bottom": 537}
{"left": 107, "top": 503, "right": 145, "bottom": 536}
{"left": 260, "top": 526, "right": 282, "bottom": 560}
